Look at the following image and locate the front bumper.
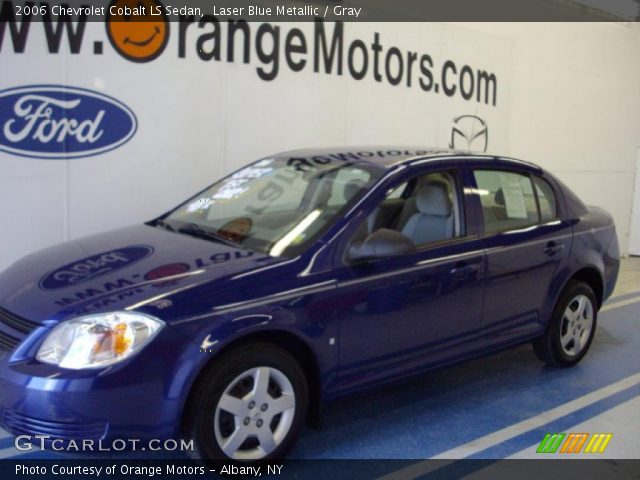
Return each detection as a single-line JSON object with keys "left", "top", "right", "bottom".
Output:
{"left": 0, "top": 321, "right": 197, "bottom": 444}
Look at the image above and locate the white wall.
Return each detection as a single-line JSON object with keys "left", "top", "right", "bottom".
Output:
{"left": 629, "top": 147, "right": 640, "bottom": 255}
{"left": 0, "top": 20, "right": 639, "bottom": 271}
{"left": 450, "top": 22, "right": 640, "bottom": 255}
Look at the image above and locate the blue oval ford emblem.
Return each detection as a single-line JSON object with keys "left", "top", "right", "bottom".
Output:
{"left": 0, "top": 85, "right": 137, "bottom": 159}
{"left": 39, "top": 245, "right": 154, "bottom": 290}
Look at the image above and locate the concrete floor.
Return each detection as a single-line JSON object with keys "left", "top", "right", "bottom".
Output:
{"left": 0, "top": 259, "right": 639, "bottom": 463}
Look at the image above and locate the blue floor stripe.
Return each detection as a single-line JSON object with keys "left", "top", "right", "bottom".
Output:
{"left": 8, "top": 450, "right": 65, "bottom": 459}
{"left": 0, "top": 437, "right": 14, "bottom": 449}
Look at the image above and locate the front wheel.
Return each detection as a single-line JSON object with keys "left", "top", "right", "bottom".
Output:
{"left": 533, "top": 282, "right": 598, "bottom": 367}
{"left": 183, "top": 343, "right": 308, "bottom": 462}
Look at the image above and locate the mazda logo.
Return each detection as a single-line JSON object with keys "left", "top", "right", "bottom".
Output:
{"left": 449, "top": 114, "right": 488, "bottom": 152}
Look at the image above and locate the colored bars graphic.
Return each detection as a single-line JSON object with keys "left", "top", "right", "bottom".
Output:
{"left": 537, "top": 433, "right": 613, "bottom": 454}
{"left": 584, "top": 433, "right": 613, "bottom": 453}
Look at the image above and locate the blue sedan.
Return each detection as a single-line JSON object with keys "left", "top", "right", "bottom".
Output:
{"left": 0, "top": 148, "right": 620, "bottom": 461}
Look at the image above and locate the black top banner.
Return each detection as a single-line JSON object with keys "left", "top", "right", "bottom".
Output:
{"left": 1, "top": 0, "right": 639, "bottom": 22}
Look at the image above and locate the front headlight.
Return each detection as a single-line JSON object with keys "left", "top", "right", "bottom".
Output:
{"left": 36, "top": 312, "right": 164, "bottom": 369}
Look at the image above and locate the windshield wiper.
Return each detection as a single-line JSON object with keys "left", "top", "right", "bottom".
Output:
{"left": 177, "top": 223, "right": 238, "bottom": 247}
{"left": 154, "top": 219, "right": 175, "bottom": 232}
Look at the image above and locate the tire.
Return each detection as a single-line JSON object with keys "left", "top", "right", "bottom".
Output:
{"left": 183, "top": 342, "right": 308, "bottom": 463}
{"left": 533, "top": 281, "right": 598, "bottom": 367}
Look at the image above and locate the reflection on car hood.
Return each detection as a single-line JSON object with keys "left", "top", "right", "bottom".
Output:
{"left": 0, "top": 225, "right": 282, "bottom": 324}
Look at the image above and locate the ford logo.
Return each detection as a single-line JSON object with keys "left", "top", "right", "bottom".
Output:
{"left": 39, "top": 245, "right": 154, "bottom": 290}
{"left": 0, "top": 85, "right": 137, "bottom": 159}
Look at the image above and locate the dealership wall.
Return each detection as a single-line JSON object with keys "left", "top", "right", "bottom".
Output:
{"left": 450, "top": 22, "right": 640, "bottom": 257}
{"left": 0, "top": 19, "right": 639, "bottom": 271}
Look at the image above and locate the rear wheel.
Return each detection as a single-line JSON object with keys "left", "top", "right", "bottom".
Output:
{"left": 533, "top": 282, "right": 597, "bottom": 367}
{"left": 183, "top": 343, "right": 308, "bottom": 462}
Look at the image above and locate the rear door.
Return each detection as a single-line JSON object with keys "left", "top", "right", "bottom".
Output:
{"left": 469, "top": 165, "right": 572, "bottom": 349}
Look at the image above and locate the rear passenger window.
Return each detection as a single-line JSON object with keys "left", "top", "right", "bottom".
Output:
{"left": 533, "top": 176, "right": 557, "bottom": 221}
{"left": 474, "top": 170, "right": 539, "bottom": 233}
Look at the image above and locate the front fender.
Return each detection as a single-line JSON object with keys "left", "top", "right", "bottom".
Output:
{"left": 166, "top": 294, "right": 338, "bottom": 421}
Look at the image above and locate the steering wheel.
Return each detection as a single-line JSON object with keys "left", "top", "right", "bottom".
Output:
{"left": 218, "top": 217, "right": 253, "bottom": 243}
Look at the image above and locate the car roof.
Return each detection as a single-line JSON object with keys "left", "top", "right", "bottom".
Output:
{"left": 273, "top": 146, "right": 542, "bottom": 171}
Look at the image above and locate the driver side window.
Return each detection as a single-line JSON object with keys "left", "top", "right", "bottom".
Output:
{"left": 351, "top": 171, "right": 463, "bottom": 250}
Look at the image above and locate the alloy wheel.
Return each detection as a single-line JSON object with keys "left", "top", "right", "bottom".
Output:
{"left": 213, "top": 366, "right": 296, "bottom": 460}
{"left": 559, "top": 294, "right": 594, "bottom": 357}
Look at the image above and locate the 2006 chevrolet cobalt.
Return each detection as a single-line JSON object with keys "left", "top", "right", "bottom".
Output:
{"left": 0, "top": 148, "right": 619, "bottom": 461}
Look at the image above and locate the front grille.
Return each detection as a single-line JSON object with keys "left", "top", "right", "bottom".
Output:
{"left": 0, "top": 307, "right": 39, "bottom": 353}
{"left": 0, "top": 307, "right": 39, "bottom": 334}
{"left": 2, "top": 409, "right": 108, "bottom": 440}
{"left": 0, "top": 330, "right": 19, "bottom": 351}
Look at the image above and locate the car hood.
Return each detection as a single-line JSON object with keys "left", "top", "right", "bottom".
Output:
{"left": 0, "top": 224, "right": 282, "bottom": 324}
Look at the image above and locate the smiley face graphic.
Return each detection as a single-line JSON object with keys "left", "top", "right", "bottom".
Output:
{"left": 106, "top": 0, "right": 169, "bottom": 62}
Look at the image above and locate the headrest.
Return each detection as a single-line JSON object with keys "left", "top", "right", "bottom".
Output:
{"left": 343, "top": 179, "right": 366, "bottom": 202}
{"left": 494, "top": 188, "right": 505, "bottom": 206}
{"left": 416, "top": 183, "right": 451, "bottom": 217}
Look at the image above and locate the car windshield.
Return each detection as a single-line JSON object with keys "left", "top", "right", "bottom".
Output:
{"left": 160, "top": 156, "right": 382, "bottom": 257}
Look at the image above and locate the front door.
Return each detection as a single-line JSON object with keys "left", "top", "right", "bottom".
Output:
{"left": 331, "top": 168, "right": 486, "bottom": 395}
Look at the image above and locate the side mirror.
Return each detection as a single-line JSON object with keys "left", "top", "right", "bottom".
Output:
{"left": 348, "top": 228, "right": 416, "bottom": 263}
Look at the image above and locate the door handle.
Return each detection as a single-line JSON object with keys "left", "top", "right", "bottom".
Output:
{"left": 544, "top": 241, "right": 565, "bottom": 256}
{"left": 450, "top": 263, "right": 480, "bottom": 279}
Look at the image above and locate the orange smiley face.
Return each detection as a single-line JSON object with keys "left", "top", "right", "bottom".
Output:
{"left": 106, "top": 0, "right": 169, "bottom": 62}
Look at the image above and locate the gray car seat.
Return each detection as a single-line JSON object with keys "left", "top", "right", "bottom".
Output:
{"left": 401, "top": 183, "right": 454, "bottom": 244}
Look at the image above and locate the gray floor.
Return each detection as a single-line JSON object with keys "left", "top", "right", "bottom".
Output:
{"left": 611, "top": 257, "right": 640, "bottom": 298}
